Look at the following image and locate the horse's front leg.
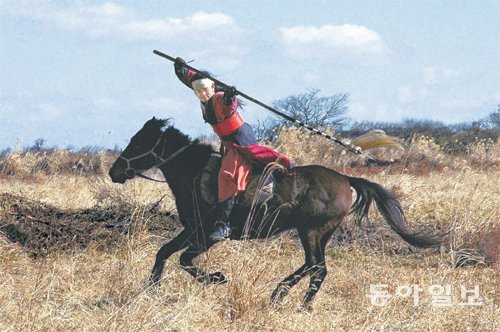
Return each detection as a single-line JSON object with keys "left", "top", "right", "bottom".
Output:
{"left": 180, "top": 245, "right": 227, "bottom": 284}
{"left": 148, "top": 229, "right": 191, "bottom": 288}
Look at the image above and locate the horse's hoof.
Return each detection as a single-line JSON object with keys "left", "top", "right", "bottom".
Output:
{"left": 270, "top": 293, "right": 281, "bottom": 305}
{"left": 269, "top": 303, "right": 284, "bottom": 312}
{"left": 269, "top": 297, "right": 285, "bottom": 311}
{"left": 298, "top": 302, "right": 313, "bottom": 314}
{"left": 196, "top": 272, "right": 227, "bottom": 285}
{"left": 207, "top": 272, "right": 227, "bottom": 284}
{"left": 144, "top": 276, "right": 160, "bottom": 292}
{"left": 270, "top": 285, "right": 289, "bottom": 304}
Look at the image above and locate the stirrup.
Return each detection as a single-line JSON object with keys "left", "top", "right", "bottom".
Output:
{"left": 209, "top": 220, "right": 232, "bottom": 241}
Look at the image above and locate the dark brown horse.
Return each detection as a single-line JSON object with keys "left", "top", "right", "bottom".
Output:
{"left": 108, "top": 117, "right": 442, "bottom": 309}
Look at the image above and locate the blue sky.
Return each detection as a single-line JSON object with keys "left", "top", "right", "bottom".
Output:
{"left": 1, "top": 0, "right": 499, "bottom": 149}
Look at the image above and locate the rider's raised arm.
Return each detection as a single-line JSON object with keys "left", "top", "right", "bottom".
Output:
{"left": 173, "top": 57, "right": 198, "bottom": 89}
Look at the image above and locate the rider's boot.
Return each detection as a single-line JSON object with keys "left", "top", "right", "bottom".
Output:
{"left": 209, "top": 197, "right": 235, "bottom": 241}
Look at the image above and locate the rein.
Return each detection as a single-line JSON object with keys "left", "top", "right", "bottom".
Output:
{"left": 119, "top": 134, "right": 190, "bottom": 183}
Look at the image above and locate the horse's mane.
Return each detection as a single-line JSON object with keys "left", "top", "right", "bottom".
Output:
{"left": 151, "top": 117, "right": 215, "bottom": 155}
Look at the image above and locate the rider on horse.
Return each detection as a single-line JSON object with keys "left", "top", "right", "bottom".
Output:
{"left": 173, "top": 58, "right": 291, "bottom": 241}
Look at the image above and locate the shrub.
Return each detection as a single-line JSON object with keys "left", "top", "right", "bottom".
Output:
{"left": 0, "top": 150, "right": 118, "bottom": 178}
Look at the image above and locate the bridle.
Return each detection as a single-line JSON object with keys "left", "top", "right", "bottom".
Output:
{"left": 119, "top": 133, "right": 190, "bottom": 183}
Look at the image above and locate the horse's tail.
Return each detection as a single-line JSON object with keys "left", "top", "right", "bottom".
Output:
{"left": 348, "top": 176, "right": 442, "bottom": 248}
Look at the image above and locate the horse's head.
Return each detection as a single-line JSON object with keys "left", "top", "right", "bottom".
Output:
{"left": 108, "top": 117, "right": 189, "bottom": 184}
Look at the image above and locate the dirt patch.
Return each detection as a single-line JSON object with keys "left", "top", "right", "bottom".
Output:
{"left": 454, "top": 228, "right": 500, "bottom": 267}
{"left": 478, "top": 230, "right": 499, "bottom": 265}
{"left": 0, "top": 193, "right": 181, "bottom": 257}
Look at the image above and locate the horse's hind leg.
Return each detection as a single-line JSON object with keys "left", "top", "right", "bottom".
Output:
{"left": 180, "top": 245, "right": 227, "bottom": 284}
{"left": 270, "top": 226, "right": 335, "bottom": 306}
{"left": 270, "top": 263, "right": 310, "bottom": 304}
{"left": 300, "top": 227, "right": 336, "bottom": 310}
{"left": 148, "top": 229, "right": 190, "bottom": 287}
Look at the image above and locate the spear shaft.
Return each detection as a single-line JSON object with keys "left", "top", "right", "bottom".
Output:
{"left": 153, "top": 49, "right": 367, "bottom": 157}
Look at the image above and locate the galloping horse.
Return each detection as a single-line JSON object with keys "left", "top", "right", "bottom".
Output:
{"left": 108, "top": 117, "right": 441, "bottom": 309}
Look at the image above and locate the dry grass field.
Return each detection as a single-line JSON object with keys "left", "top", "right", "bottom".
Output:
{"left": 0, "top": 132, "right": 498, "bottom": 331}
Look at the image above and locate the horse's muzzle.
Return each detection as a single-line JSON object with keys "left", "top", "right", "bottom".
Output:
{"left": 108, "top": 163, "right": 129, "bottom": 184}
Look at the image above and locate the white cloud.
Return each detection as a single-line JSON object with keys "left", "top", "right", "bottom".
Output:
{"left": 304, "top": 71, "right": 320, "bottom": 84}
{"left": 494, "top": 92, "right": 500, "bottom": 103}
{"left": 422, "top": 67, "right": 438, "bottom": 85}
{"left": 398, "top": 86, "right": 432, "bottom": 103}
{"left": 348, "top": 101, "right": 369, "bottom": 119}
{"left": 85, "top": 2, "right": 131, "bottom": 18}
{"left": 438, "top": 96, "right": 489, "bottom": 110}
{"left": 123, "top": 18, "right": 187, "bottom": 38}
{"left": 20, "top": 103, "right": 61, "bottom": 123}
{"left": 120, "top": 12, "right": 235, "bottom": 40}
{"left": 422, "top": 67, "right": 459, "bottom": 85}
{"left": 279, "top": 24, "right": 385, "bottom": 57}
{"left": 187, "top": 12, "right": 233, "bottom": 29}
{"left": 93, "top": 97, "right": 119, "bottom": 109}
{"left": 1, "top": 1, "right": 236, "bottom": 40}
{"left": 38, "top": 103, "right": 60, "bottom": 117}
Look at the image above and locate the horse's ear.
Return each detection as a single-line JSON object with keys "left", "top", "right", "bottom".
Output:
{"left": 152, "top": 116, "right": 157, "bottom": 120}
{"left": 160, "top": 119, "right": 172, "bottom": 133}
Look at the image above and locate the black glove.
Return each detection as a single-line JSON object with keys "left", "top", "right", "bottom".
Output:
{"left": 224, "top": 86, "right": 238, "bottom": 97}
{"left": 174, "top": 57, "right": 186, "bottom": 74}
{"left": 174, "top": 57, "right": 186, "bottom": 67}
{"left": 223, "top": 86, "right": 238, "bottom": 105}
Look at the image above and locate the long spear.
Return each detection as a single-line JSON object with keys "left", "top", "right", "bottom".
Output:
{"left": 153, "top": 49, "right": 377, "bottom": 160}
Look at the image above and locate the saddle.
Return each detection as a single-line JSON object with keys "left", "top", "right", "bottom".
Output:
{"left": 198, "top": 153, "right": 276, "bottom": 208}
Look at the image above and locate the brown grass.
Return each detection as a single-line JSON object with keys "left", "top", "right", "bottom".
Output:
{"left": 0, "top": 137, "right": 498, "bottom": 331}
{"left": 273, "top": 127, "right": 499, "bottom": 175}
{"left": 0, "top": 150, "right": 116, "bottom": 178}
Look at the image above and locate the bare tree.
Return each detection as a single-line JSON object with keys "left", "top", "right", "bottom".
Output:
{"left": 486, "top": 106, "right": 500, "bottom": 130}
{"left": 272, "top": 88, "right": 349, "bottom": 129}
{"left": 253, "top": 89, "right": 350, "bottom": 141}
{"left": 253, "top": 117, "right": 280, "bottom": 142}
